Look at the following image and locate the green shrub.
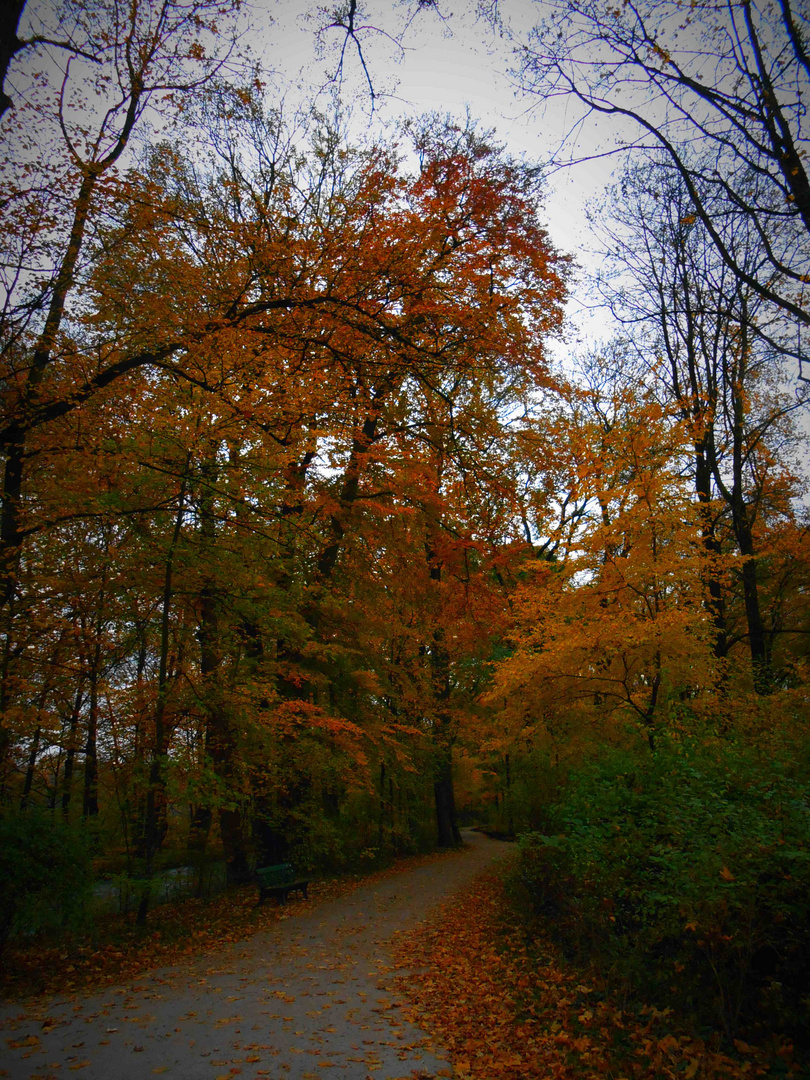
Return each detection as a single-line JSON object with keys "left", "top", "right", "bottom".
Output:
{"left": 514, "top": 741, "right": 810, "bottom": 1041}
{"left": 0, "top": 809, "right": 93, "bottom": 953}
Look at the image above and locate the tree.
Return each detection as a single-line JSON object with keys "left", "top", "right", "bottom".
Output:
{"left": 0, "top": 1, "right": 25, "bottom": 120}
{"left": 0, "top": 0, "right": 244, "bottom": 789}
{"left": 491, "top": 357, "right": 722, "bottom": 752}
{"left": 595, "top": 159, "right": 809, "bottom": 689}
{"left": 0, "top": 94, "right": 567, "bottom": 898}
{"left": 508, "top": 0, "right": 810, "bottom": 339}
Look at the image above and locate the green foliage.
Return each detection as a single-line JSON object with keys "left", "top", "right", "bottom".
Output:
{"left": 0, "top": 810, "right": 94, "bottom": 953}
{"left": 482, "top": 745, "right": 567, "bottom": 837}
{"left": 513, "top": 740, "right": 810, "bottom": 1041}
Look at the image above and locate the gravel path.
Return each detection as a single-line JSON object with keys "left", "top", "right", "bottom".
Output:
{"left": 1, "top": 830, "right": 510, "bottom": 1080}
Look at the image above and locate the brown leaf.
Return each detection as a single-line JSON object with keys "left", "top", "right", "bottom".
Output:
{"left": 7, "top": 1035, "right": 39, "bottom": 1048}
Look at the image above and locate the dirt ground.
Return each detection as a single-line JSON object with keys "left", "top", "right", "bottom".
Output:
{"left": 0, "top": 829, "right": 510, "bottom": 1080}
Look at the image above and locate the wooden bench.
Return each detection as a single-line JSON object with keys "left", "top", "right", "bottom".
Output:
{"left": 255, "top": 863, "right": 309, "bottom": 905}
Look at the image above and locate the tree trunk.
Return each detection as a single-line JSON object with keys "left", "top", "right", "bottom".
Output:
{"left": 20, "top": 727, "right": 40, "bottom": 810}
{"left": 1, "top": 169, "right": 99, "bottom": 614}
{"left": 0, "top": 0, "right": 26, "bottom": 120}
{"left": 0, "top": 601, "right": 16, "bottom": 785}
{"left": 218, "top": 807, "right": 251, "bottom": 884}
{"left": 198, "top": 446, "right": 251, "bottom": 885}
{"left": 20, "top": 654, "right": 59, "bottom": 809}
{"left": 188, "top": 803, "right": 213, "bottom": 897}
{"left": 378, "top": 759, "right": 386, "bottom": 849}
{"left": 82, "top": 648, "right": 100, "bottom": 817}
{"left": 136, "top": 473, "right": 187, "bottom": 926}
{"left": 434, "top": 750, "right": 461, "bottom": 847}
{"left": 424, "top": 475, "right": 461, "bottom": 850}
{"left": 61, "top": 682, "right": 84, "bottom": 817}
{"left": 695, "top": 449, "right": 729, "bottom": 660}
{"left": 505, "top": 752, "right": 514, "bottom": 836}
{"left": 727, "top": 320, "right": 771, "bottom": 694}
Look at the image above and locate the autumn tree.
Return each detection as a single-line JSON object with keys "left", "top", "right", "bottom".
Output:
{"left": 491, "top": 356, "right": 722, "bottom": 754}
{"left": 0, "top": 0, "right": 245, "bottom": 796}
{"left": 596, "top": 159, "right": 809, "bottom": 690}
{"left": 1, "top": 85, "right": 566, "bottom": 899}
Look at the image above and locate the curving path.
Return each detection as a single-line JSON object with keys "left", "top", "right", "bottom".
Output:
{"left": 1, "top": 830, "right": 509, "bottom": 1080}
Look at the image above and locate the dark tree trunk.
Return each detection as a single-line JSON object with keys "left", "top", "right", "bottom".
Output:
{"left": 20, "top": 658, "right": 58, "bottom": 809}
{"left": 434, "top": 752, "right": 461, "bottom": 847}
{"left": 188, "top": 803, "right": 212, "bottom": 894}
{"left": 0, "top": 438, "right": 23, "bottom": 614}
{"left": 253, "top": 799, "right": 289, "bottom": 868}
{"left": 726, "top": 316, "right": 771, "bottom": 694}
{"left": 424, "top": 501, "right": 461, "bottom": 850}
{"left": 0, "top": 0, "right": 26, "bottom": 120}
{"left": 505, "top": 752, "right": 514, "bottom": 836}
{"left": 695, "top": 450, "right": 729, "bottom": 660}
{"left": 219, "top": 807, "right": 251, "bottom": 883}
{"left": 61, "top": 683, "right": 84, "bottom": 817}
{"left": 378, "top": 759, "right": 386, "bottom": 849}
{"left": 137, "top": 473, "right": 187, "bottom": 926}
{"left": 197, "top": 447, "right": 251, "bottom": 885}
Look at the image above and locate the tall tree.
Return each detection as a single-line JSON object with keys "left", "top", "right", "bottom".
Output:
{"left": 596, "top": 159, "right": 809, "bottom": 689}
{"left": 0, "top": 0, "right": 243, "bottom": 782}
{"left": 1, "top": 100, "right": 567, "bottom": 886}
{"left": 506, "top": 0, "right": 810, "bottom": 336}
{"left": 491, "top": 357, "right": 721, "bottom": 751}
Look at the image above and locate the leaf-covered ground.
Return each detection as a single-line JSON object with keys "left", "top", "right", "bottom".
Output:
{"left": 4, "top": 845, "right": 805, "bottom": 1079}
{"left": 390, "top": 872, "right": 804, "bottom": 1080}
{"left": 0, "top": 833, "right": 506, "bottom": 1080}
{"left": 0, "top": 850, "right": 452, "bottom": 1001}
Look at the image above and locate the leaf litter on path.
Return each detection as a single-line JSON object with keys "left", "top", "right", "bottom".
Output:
{"left": 1, "top": 848, "right": 456, "bottom": 1002}
{"left": 2, "top": 838, "right": 511, "bottom": 1079}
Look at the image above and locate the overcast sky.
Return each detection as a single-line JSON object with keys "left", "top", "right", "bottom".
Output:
{"left": 252, "top": 0, "right": 620, "bottom": 349}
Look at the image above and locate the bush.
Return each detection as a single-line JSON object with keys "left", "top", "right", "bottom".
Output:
{"left": 0, "top": 809, "right": 93, "bottom": 953}
{"left": 514, "top": 741, "right": 810, "bottom": 1041}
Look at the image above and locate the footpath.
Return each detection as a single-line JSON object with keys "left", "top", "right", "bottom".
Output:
{"left": 0, "top": 830, "right": 508, "bottom": 1080}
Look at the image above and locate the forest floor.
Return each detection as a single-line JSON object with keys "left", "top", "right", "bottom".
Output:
{"left": 2, "top": 831, "right": 803, "bottom": 1080}
{"left": 0, "top": 829, "right": 506, "bottom": 1080}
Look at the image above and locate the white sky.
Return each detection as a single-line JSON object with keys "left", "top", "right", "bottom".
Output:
{"left": 251, "top": 0, "right": 621, "bottom": 350}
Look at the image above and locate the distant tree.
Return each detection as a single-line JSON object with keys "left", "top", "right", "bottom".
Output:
{"left": 491, "top": 358, "right": 719, "bottom": 752}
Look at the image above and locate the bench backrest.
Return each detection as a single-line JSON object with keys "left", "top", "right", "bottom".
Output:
{"left": 256, "top": 863, "right": 295, "bottom": 886}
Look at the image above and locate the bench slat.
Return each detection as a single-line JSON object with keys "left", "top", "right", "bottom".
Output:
{"left": 255, "top": 863, "right": 309, "bottom": 906}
